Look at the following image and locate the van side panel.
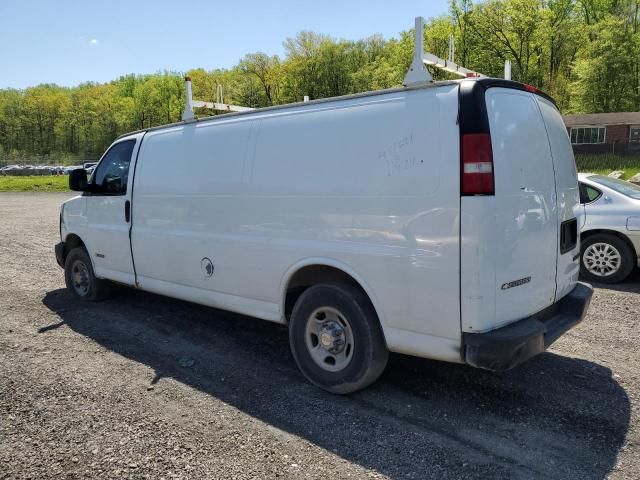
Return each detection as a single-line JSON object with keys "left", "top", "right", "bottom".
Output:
{"left": 462, "top": 88, "right": 558, "bottom": 333}
{"left": 131, "top": 119, "right": 256, "bottom": 310}
{"left": 250, "top": 86, "right": 462, "bottom": 354}
{"left": 131, "top": 85, "right": 462, "bottom": 361}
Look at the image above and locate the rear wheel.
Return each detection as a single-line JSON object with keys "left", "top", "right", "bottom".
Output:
{"left": 581, "top": 233, "right": 635, "bottom": 284}
{"left": 289, "top": 283, "right": 388, "bottom": 394}
{"left": 64, "top": 247, "right": 111, "bottom": 301}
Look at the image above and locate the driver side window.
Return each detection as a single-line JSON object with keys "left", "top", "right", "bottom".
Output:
{"left": 93, "top": 140, "right": 136, "bottom": 195}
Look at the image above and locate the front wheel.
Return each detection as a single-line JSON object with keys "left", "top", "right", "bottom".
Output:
{"left": 64, "top": 247, "right": 112, "bottom": 301}
{"left": 289, "top": 283, "right": 388, "bottom": 394}
{"left": 581, "top": 233, "right": 635, "bottom": 284}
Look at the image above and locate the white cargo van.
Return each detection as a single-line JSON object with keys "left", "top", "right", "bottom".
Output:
{"left": 55, "top": 78, "right": 593, "bottom": 393}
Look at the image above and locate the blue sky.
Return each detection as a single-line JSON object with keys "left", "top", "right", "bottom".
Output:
{"left": 0, "top": 0, "right": 450, "bottom": 89}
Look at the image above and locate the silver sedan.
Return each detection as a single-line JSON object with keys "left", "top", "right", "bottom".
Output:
{"left": 578, "top": 173, "right": 640, "bottom": 283}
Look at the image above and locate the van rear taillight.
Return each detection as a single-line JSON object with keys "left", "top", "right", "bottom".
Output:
{"left": 461, "top": 133, "right": 494, "bottom": 195}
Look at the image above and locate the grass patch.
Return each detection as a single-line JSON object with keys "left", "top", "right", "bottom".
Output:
{"left": 575, "top": 154, "right": 640, "bottom": 179}
{"left": 578, "top": 167, "right": 640, "bottom": 179}
{"left": 0, "top": 175, "right": 69, "bottom": 192}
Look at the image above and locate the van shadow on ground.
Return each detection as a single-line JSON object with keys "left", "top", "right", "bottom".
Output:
{"left": 42, "top": 288, "right": 630, "bottom": 479}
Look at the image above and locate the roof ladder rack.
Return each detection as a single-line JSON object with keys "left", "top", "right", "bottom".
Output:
{"left": 404, "top": 16, "right": 513, "bottom": 85}
{"left": 182, "top": 77, "right": 254, "bottom": 122}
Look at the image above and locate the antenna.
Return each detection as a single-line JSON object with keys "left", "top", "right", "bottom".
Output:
{"left": 504, "top": 60, "right": 512, "bottom": 80}
{"left": 448, "top": 33, "right": 455, "bottom": 63}
{"left": 404, "top": 16, "right": 486, "bottom": 86}
{"left": 182, "top": 77, "right": 254, "bottom": 122}
{"left": 216, "top": 84, "right": 224, "bottom": 104}
{"left": 183, "top": 77, "right": 195, "bottom": 121}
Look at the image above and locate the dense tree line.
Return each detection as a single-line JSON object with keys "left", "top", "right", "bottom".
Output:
{"left": 1, "top": 0, "right": 640, "bottom": 163}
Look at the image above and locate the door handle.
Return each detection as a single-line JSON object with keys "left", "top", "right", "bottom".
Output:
{"left": 125, "top": 200, "right": 131, "bottom": 223}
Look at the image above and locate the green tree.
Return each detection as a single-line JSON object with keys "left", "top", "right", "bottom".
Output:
{"left": 3, "top": 0, "right": 640, "bottom": 163}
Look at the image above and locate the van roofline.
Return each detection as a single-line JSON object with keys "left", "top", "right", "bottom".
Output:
{"left": 470, "top": 77, "right": 557, "bottom": 107}
{"left": 116, "top": 77, "right": 557, "bottom": 141}
{"left": 116, "top": 80, "right": 461, "bottom": 140}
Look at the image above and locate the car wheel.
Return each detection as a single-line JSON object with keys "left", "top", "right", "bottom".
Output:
{"left": 64, "top": 247, "right": 111, "bottom": 301}
{"left": 289, "top": 283, "right": 388, "bottom": 394}
{"left": 581, "top": 233, "right": 635, "bottom": 284}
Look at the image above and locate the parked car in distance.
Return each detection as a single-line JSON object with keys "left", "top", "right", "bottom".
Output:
{"left": 55, "top": 78, "right": 593, "bottom": 394}
{"left": 0, "top": 165, "right": 20, "bottom": 175}
{"left": 578, "top": 173, "right": 640, "bottom": 283}
{"left": 63, "top": 165, "right": 83, "bottom": 175}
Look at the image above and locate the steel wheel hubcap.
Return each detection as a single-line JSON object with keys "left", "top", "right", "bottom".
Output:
{"left": 305, "top": 307, "right": 354, "bottom": 372}
{"left": 71, "top": 260, "right": 90, "bottom": 296}
{"left": 583, "top": 242, "right": 621, "bottom": 277}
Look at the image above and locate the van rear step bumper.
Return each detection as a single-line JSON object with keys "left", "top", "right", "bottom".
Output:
{"left": 464, "top": 282, "right": 593, "bottom": 371}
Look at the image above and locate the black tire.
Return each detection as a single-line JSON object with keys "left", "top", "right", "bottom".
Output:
{"left": 580, "top": 233, "right": 635, "bottom": 284}
{"left": 64, "top": 247, "right": 111, "bottom": 301}
{"left": 289, "top": 283, "right": 388, "bottom": 394}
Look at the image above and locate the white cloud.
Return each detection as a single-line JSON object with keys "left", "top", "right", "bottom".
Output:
{"left": 79, "top": 36, "right": 99, "bottom": 46}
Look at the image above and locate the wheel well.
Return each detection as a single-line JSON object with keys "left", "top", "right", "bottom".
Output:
{"left": 284, "top": 265, "right": 367, "bottom": 320}
{"left": 64, "top": 234, "right": 86, "bottom": 259}
{"left": 581, "top": 229, "right": 637, "bottom": 256}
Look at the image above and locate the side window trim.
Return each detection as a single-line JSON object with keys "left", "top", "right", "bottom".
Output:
{"left": 89, "top": 139, "right": 136, "bottom": 197}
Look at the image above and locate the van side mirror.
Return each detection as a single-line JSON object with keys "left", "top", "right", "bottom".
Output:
{"left": 69, "top": 168, "right": 88, "bottom": 191}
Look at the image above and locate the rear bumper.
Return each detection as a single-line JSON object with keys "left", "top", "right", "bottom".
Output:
{"left": 55, "top": 242, "right": 66, "bottom": 268}
{"left": 464, "top": 282, "right": 593, "bottom": 371}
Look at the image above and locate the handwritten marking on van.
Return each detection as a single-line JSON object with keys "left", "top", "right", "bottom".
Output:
{"left": 379, "top": 133, "right": 418, "bottom": 176}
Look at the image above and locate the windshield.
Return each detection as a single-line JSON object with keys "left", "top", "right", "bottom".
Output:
{"left": 588, "top": 175, "right": 640, "bottom": 200}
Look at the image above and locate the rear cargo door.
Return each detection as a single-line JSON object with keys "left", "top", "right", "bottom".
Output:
{"left": 535, "top": 96, "right": 580, "bottom": 299}
{"left": 485, "top": 88, "right": 558, "bottom": 326}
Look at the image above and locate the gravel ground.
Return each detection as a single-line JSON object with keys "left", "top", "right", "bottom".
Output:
{"left": 0, "top": 192, "right": 638, "bottom": 479}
